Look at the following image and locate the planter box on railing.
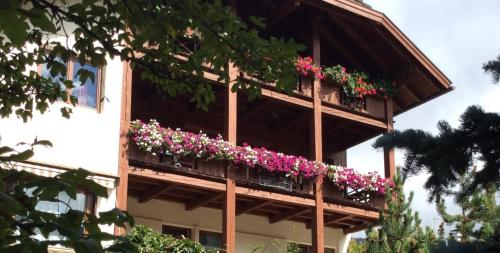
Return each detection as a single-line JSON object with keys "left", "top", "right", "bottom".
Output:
{"left": 323, "top": 180, "right": 386, "bottom": 209}
{"left": 129, "top": 144, "right": 313, "bottom": 194}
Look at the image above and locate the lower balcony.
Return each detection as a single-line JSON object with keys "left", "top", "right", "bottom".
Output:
{"left": 127, "top": 144, "right": 384, "bottom": 234}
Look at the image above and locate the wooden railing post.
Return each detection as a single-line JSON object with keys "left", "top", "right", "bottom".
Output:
{"left": 384, "top": 98, "right": 395, "bottom": 179}
{"left": 311, "top": 19, "right": 324, "bottom": 253}
{"left": 223, "top": 62, "right": 238, "bottom": 253}
{"left": 115, "top": 61, "right": 132, "bottom": 235}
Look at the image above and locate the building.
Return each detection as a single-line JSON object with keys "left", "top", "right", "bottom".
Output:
{"left": 0, "top": 1, "right": 451, "bottom": 253}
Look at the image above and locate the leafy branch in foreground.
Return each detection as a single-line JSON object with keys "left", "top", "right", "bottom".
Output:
{"left": 128, "top": 225, "right": 212, "bottom": 253}
{"left": 0, "top": 0, "right": 303, "bottom": 121}
{"left": 0, "top": 140, "right": 136, "bottom": 253}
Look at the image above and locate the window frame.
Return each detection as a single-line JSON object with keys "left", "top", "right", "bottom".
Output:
{"left": 37, "top": 56, "right": 105, "bottom": 112}
{"left": 161, "top": 223, "right": 192, "bottom": 240}
{"left": 198, "top": 229, "right": 223, "bottom": 250}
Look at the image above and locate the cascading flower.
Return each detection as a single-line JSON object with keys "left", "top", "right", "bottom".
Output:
{"left": 295, "top": 56, "right": 324, "bottom": 80}
{"left": 129, "top": 119, "right": 393, "bottom": 194}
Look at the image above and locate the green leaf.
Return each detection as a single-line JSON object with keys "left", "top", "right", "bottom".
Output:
{"left": 9, "top": 149, "right": 34, "bottom": 162}
{"left": 0, "top": 7, "right": 29, "bottom": 46}
{"left": 26, "top": 8, "right": 57, "bottom": 33}
{"left": 33, "top": 139, "right": 53, "bottom": 148}
{"left": 0, "top": 146, "right": 15, "bottom": 155}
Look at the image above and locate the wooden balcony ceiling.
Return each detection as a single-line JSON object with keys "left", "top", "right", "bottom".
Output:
{"left": 128, "top": 166, "right": 378, "bottom": 234}
{"left": 235, "top": 0, "right": 452, "bottom": 115}
{"left": 132, "top": 80, "right": 383, "bottom": 154}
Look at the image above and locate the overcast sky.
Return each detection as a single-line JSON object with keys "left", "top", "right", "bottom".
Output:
{"left": 347, "top": 0, "right": 500, "bottom": 234}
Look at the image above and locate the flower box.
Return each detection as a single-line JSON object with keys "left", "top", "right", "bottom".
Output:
{"left": 323, "top": 180, "right": 345, "bottom": 199}
{"left": 365, "top": 96, "right": 386, "bottom": 118}
{"left": 368, "top": 193, "right": 386, "bottom": 208}
{"left": 320, "top": 80, "right": 341, "bottom": 105}
{"left": 129, "top": 120, "right": 393, "bottom": 195}
{"left": 297, "top": 75, "right": 313, "bottom": 97}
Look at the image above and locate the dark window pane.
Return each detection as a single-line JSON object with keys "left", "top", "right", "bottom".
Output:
{"left": 325, "top": 248, "right": 335, "bottom": 253}
{"left": 72, "top": 60, "right": 99, "bottom": 108}
{"left": 199, "top": 230, "right": 222, "bottom": 250}
{"left": 162, "top": 225, "right": 191, "bottom": 239}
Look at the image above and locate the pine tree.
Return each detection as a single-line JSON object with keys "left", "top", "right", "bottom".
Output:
{"left": 373, "top": 105, "right": 500, "bottom": 201}
{"left": 483, "top": 54, "right": 500, "bottom": 83}
{"left": 365, "top": 176, "right": 435, "bottom": 253}
{"left": 436, "top": 175, "right": 498, "bottom": 242}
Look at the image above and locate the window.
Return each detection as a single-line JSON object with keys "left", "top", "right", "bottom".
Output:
{"left": 162, "top": 224, "right": 191, "bottom": 239}
{"left": 325, "top": 247, "right": 335, "bottom": 253}
{"left": 40, "top": 57, "right": 103, "bottom": 110}
{"left": 29, "top": 190, "right": 95, "bottom": 241}
{"left": 199, "top": 230, "right": 222, "bottom": 250}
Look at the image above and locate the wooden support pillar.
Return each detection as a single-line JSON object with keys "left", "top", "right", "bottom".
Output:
{"left": 310, "top": 20, "right": 324, "bottom": 253}
{"left": 115, "top": 61, "right": 133, "bottom": 235}
{"left": 223, "top": 62, "right": 238, "bottom": 253}
{"left": 384, "top": 99, "right": 395, "bottom": 179}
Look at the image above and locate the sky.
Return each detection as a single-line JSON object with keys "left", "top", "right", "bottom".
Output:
{"left": 347, "top": 0, "right": 500, "bottom": 235}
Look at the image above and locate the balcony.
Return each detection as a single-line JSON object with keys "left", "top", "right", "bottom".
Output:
{"left": 127, "top": 131, "right": 386, "bottom": 211}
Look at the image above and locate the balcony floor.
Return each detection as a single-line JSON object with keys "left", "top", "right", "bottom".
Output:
{"left": 127, "top": 160, "right": 379, "bottom": 233}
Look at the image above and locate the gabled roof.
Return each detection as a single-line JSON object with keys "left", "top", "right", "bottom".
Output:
{"left": 304, "top": 0, "right": 452, "bottom": 115}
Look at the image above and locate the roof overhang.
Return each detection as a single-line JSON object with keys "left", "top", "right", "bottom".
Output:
{"left": 300, "top": 0, "right": 453, "bottom": 115}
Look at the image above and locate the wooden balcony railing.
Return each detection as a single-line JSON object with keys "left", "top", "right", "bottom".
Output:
{"left": 128, "top": 144, "right": 386, "bottom": 210}
{"left": 240, "top": 73, "right": 387, "bottom": 120}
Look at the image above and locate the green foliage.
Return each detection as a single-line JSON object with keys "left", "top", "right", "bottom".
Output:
{"left": 436, "top": 172, "right": 498, "bottom": 242}
{"left": 347, "top": 239, "right": 367, "bottom": 253}
{"left": 0, "top": 141, "right": 136, "bottom": 253}
{"left": 365, "top": 176, "right": 436, "bottom": 253}
{"left": 0, "top": 0, "right": 303, "bottom": 121}
{"left": 373, "top": 105, "right": 500, "bottom": 201}
{"left": 483, "top": 54, "right": 500, "bottom": 83}
{"left": 127, "top": 225, "right": 212, "bottom": 253}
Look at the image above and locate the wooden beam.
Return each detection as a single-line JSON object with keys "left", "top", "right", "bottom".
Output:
{"left": 400, "top": 85, "right": 420, "bottom": 102}
{"left": 384, "top": 99, "right": 395, "bottom": 179}
{"left": 269, "top": 0, "right": 300, "bottom": 28}
{"left": 321, "top": 105, "right": 387, "bottom": 129}
{"left": 261, "top": 88, "right": 313, "bottom": 109}
{"left": 139, "top": 184, "right": 176, "bottom": 203}
{"left": 344, "top": 222, "right": 370, "bottom": 234}
{"left": 236, "top": 200, "right": 274, "bottom": 216}
{"left": 128, "top": 167, "right": 226, "bottom": 191}
{"left": 319, "top": 26, "right": 365, "bottom": 69}
{"left": 115, "top": 61, "right": 133, "bottom": 235}
{"left": 223, "top": 59, "right": 238, "bottom": 253}
{"left": 323, "top": 202, "right": 379, "bottom": 220}
{"left": 325, "top": 215, "right": 352, "bottom": 226}
{"left": 235, "top": 186, "right": 314, "bottom": 206}
{"left": 311, "top": 21, "right": 325, "bottom": 253}
{"left": 306, "top": 215, "right": 352, "bottom": 229}
{"left": 269, "top": 207, "right": 310, "bottom": 224}
{"left": 329, "top": 14, "right": 391, "bottom": 72}
{"left": 186, "top": 192, "right": 222, "bottom": 211}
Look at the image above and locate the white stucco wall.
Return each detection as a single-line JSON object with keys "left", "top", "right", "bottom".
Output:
{"left": 128, "top": 197, "right": 350, "bottom": 253}
{"left": 0, "top": 34, "right": 125, "bottom": 237}
{"left": 0, "top": 41, "right": 124, "bottom": 177}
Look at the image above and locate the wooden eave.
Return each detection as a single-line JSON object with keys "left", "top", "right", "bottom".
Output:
{"left": 299, "top": 0, "right": 453, "bottom": 114}
{"left": 306, "top": 0, "right": 451, "bottom": 86}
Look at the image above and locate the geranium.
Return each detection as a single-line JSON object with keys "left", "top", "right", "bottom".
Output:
{"left": 129, "top": 119, "right": 392, "bottom": 194}
{"left": 322, "top": 64, "right": 397, "bottom": 108}
{"left": 295, "top": 56, "right": 324, "bottom": 80}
